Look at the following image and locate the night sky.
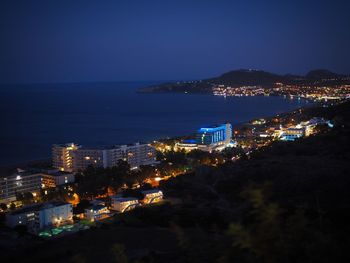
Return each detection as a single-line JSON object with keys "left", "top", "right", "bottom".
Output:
{"left": 0, "top": 0, "right": 349, "bottom": 83}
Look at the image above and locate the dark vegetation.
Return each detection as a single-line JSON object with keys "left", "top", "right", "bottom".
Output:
{"left": 74, "top": 160, "right": 157, "bottom": 198}
{"left": 1, "top": 101, "right": 350, "bottom": 263}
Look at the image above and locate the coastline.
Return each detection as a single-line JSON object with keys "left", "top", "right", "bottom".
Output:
{"left": 0, "top": 99, "right": 319, "bottom": 174}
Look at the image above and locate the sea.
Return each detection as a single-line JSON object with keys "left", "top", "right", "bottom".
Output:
{"left": 0, "top": 81, "right": 311, "bottom": 165}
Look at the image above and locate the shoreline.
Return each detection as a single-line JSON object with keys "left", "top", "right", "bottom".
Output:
{"left": 0, "top": 100, "right": 320, "bottom": 174}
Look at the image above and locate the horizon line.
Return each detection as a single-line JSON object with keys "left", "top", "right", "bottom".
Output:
{"left": 0, "top": 68, "right": 349, "bottom": 86}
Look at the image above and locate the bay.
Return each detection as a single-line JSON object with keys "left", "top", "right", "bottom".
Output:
{"left": 0, "top": 81, "right": 310, "bottom": 165}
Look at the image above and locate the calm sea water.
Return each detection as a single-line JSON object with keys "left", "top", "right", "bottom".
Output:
{"left": 0, "top": 82, "right": 311, "bottom": 165}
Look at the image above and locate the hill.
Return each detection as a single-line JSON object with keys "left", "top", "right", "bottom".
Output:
{"left": 305, "top": 69, "right": 347, "bottom": 80}
{"left": 139, "top": 69, "right": 350, "bottom": 93}
{"left": 210, "top": 69, "right": 286, "bottom": 86}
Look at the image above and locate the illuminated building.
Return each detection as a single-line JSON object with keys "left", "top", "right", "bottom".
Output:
{"left": 281, "top": 127, "right": 305, "bottom": 141}
{"left": 52, "top": 142, "right": 157, "bottom": 172}
{"left": 40, "top": 170, "right": 75, "bottom": 189}
{"left": 272, "top": 126, "right": 284, "bottom": 138}
{"left": 300, "top": 117, "right": 331, "bottom": 136}
{"left": 52, "top": 143, "right": 81, "bottom": 172}
{"left": 175, "top": 139, "right": 198, "bottom": 152}
{"left": 196, "top": 123, "right": 232, "bottom": 151}
{"left": 0, "top": 169, "right": 42, "bottom": 204}
{"left": 251, "top": 118, "right": 266, "bottom": 125}
{"left": 175, "top": 123, "right": 234, "bottom": 152}
{"left": 141, "top": 189, "right": 163, "bottom": 204}
{"left": 120, "top": 143, "right": 157, "bottom": 170}
{"left": 69, "top": 143, "right": 157, "bottom": 172}
{"left": 110, "top": 196, "right": 139, "bottom": 213}
{"left": 196, "top": 123, "right": 232, "bottom": 145}
{"left": 72, "top": 147, "right": 106, "bottom": 171}
{"left": 6, "top": 201, "right": 73, "bottom": 232}
{"left": 84, "top": 205, "right": 110, "bottom": 221}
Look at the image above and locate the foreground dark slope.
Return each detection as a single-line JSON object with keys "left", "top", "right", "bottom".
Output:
{"left": 218, "top": 101, "right": 350, "bottom": 210}
{"left": 158, "top": 101, "right": 350, "bottom": 262}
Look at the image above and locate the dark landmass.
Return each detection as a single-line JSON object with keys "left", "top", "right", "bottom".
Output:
{"left": 2, "top": 101, "right": 349, "bottom": 262}
{"left": 138, "top": 69, "right": 350, "bottom": 93}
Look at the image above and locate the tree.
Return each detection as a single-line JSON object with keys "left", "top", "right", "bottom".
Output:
{"left": 115, "top": 160, "right": 131, "bottom": 176}
{"left": 16, "top": 192, "right": 34, "bottom": 205}
{"left": 70, "top": 254, "right": 86, "bottom": 263}
{"left": 111, "top": 243, "right": 128, "bottom": 263}
{"left": 221, "top": 146, "right": 245, "bottom": 160}
{"left": 163, "top": 150, "right": 187, "bottom": 165}
{"left": 14, "top": 225, "right": 28, "bottom": 236}
{"left": 74, "top": 199, "right": 91, "bottom": 214}
{"left": 9, "top": 202, "right": 16, "bottom": 210}
{"left": 40, "top": 188, "right": 60, "bottom": 202}
{"left": 122, "top": 189, "right": 143, "bottom": 200}
{"left": 225, "top": 184, "right": 337, "bottom": 263}
{"left": 0, "top": 203, "right": 7, "bottom": 211}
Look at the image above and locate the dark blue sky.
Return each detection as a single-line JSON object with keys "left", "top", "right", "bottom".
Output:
{"left": 0, "top": 0, "right": 349, "bottom": 83}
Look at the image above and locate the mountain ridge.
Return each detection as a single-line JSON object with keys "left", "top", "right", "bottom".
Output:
{"left": 139, "top": 69, "right": 350, "bottom": 93}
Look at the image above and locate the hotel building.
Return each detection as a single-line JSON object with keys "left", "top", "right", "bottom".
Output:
{"left": 71, "top": 147, "right": 106, "bottom": 172}
{"left": 110, "top": 196, "right": 139, "bottom": 213}
{"left": 40, "top": 170, "right": 75, "bottom": 189}
{"left": 6, "top": 201, "right": 73, "bottom": 232}
{"left": 52, "top": 143, "right": 81, "bottom": 172}
{"left": 120, "top": 143, "right": 157, "bottom": 169}
{"left": 84, "top": 204, "right": 110, "bottom": 221}
{"left": 175, "top": 123, "right": 233, "bottom": 152}
{"left": 196, "top": 123, "right": 232, "bottom": 146}
{"left": 141, "top": 189, "right": 163, "bottom": 204}
{"left": 0, "top": 169, "right": 75, "bottom": 203}
{"left": 0, "top": 170, "right": 42, "bottom": 204}
{"left": 174, "top": 139, "right": 198, "bottom": 152}
{"left": 53, "top": 142, "right": 157, "bottom": 172}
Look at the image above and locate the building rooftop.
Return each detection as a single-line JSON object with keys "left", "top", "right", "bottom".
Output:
{"left": 198, "top": 123, "right": 231, "bottom": 132}
{"left": 86, "top": 204, "right": 107, "bottom": 211}
{"left": 72, "top": 142, "right": 150, "bottom": 151}
{"left": 199, "top": 123, "right": 228, "bottom": 129}
{"left": 9, "top": 201, "right": 70, "bottom": 215}
{"left": 53, "top": 143, "right": 81, "bottom": 148}
{"left": 43, "top": 170, "right": 73, "bottom": 177}
{"left": 141, "top": 189, "right": 162, "bottom": 195}
{"left": 0, "top": 171, "right": 42, "bottom": 181}
{"left": 182, "top": 139, "right": 197, "bottom": 144}
{"left": 111, "top": 196, "right": 138, "bottom": 202}
{"left": 287, "top": 127, "right": 305, "bottom": 131}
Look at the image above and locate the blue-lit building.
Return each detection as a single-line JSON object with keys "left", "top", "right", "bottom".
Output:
{"left": 196, "top": 123, "right": 232, "bottom": 145}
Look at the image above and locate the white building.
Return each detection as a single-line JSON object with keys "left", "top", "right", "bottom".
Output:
{"left": 120, "top": 143, "right": 157, "bottom": 170}
{"left": 175, "top": 140, "right": 198, "bottom": 152}
{"left": 0, "top": 169, "right": 42, "bottom": 204}
{"left": 72, "top": 147, "right": 106, "bottom": 171}
{"left": 53, "top": 142, "right": 157, "bottom": 172}
{"left": 40, "top": 170, "right": 75, "bottom": 188}
{"left": 6, "top": 202, "right": 73, "bottom": 232}
{"left": 110, "top": 196, "right": 139, "bottom": 213}
{"left": 52, "top": 143, "right": 81, "bottom": 172}
{"left": 84, "top": 205, "right": 110, "bottom": 221}
{"left": 141, "top": 189, "right": 163, "bottom": 204}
